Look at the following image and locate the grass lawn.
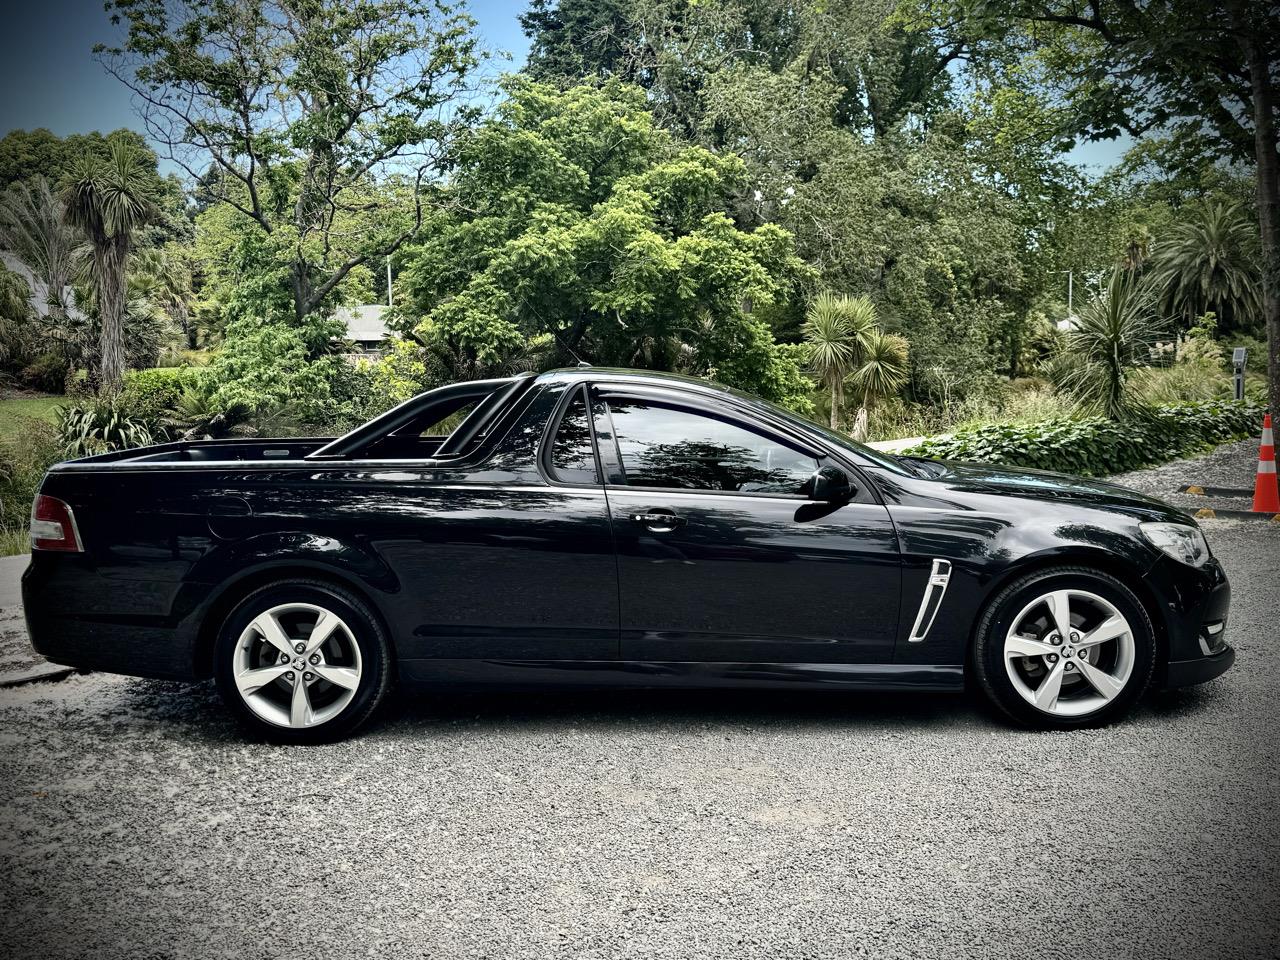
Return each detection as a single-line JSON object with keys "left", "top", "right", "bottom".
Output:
{"left": 0, "top": 393, "right": 62, "bottom": 441}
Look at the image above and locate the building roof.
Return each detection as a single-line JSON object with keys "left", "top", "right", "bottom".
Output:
{"left": 336, "top": 304, "right": 390, "bottom": 343}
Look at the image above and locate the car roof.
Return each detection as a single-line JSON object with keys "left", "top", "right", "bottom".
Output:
{"left": 535, "top": 366, "right": 733, "bottom": 395}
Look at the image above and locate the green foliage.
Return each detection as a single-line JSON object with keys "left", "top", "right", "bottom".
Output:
{"left": 1052, "top": 270, "right": 1166, "bottom": 419}
{"left": 0, "top": 128, "right": 153, "bottom": 192}
{"left": 158, "top": 380, "right": 258, "bottom": 441}
{"left": 0, "top": 264, "right": 33, "bottom": 366}
{"left": 357, "top": 338, "right": 432, "bottom": 416}
{"left": 106, "top": 0, "right": 480, "bottom": 323}
{"left": 60, "top": 133, "right": 161, "bottom": 396}
{"left": 120, "top": 366, "right": 201, "bottom": 426}
{"left": 18, "top": 352, "right": 72, "bottom": 394}
{"left": 0, "top": 417, "right": 64, "bottom": 530}
{"left": 850, "top": 330, "right": 911, "bottom": 409}
{"left": 802, "top": 292, "right": 878, "bottom": 427}
{"left": 1148, "top": 201, "right": 1262, "bottom": 336}
{"left": 905, "top": 400, "right": 1264, "bottom": 477}
{"left": 206, "top": 314, "right": 348, "bottom": 423}
{"left": 400, "top": 78, "right": 815, "bottom": 407}
{"left": 57, "top": 401, "right": 155, "bottom": 458}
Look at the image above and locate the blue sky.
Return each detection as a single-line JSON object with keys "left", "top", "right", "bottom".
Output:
{"left": 0, "top": 0, "right": 1123, "bottom": 173}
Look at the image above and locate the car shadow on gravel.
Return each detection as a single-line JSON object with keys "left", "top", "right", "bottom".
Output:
{"left": 380, "top": 686, "right": 989, "bottom": 734}
{"left": 105, "top": 677, "right": 991, "bottom": 740}
{"left": 102, "top": 676, "right": 1221, "bottom": 742}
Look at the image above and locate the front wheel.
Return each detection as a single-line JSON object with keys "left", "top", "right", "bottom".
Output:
{"left": 972, "top": 567, "right": 1156, "bottom": 729}
{"left": 214, "top": 579, "right": 392, "bottom": 743}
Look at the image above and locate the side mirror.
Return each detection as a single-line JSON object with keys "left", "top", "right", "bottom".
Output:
{"left": 808, "top": 464, "right": 854, "bottom": 503}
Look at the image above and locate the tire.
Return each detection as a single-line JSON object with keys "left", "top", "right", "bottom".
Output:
{"left": 972, "top": 566, "right": 1156, "bottom": 729}
{"left": 214, "top": 579, "right": 392, "bottom": 744}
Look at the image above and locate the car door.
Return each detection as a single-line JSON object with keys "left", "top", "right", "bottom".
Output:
{"left": 594, "top": 387, "right": 902, "bottom": 664}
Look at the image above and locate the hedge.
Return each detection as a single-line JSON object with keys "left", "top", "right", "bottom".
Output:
{"left": 902, "top": 400, "right": 1266, "bottom": 477}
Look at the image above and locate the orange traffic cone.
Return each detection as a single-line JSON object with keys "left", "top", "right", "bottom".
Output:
{"left": 1253, "top": 414, "right": 1279, "bottom": 513}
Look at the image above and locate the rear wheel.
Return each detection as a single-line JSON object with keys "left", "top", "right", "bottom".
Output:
{"left": 214, "top": 580, "right": 391, "bottom": 743}
{"left": 972, "top": 567, "right": 1155, "bottom": 729}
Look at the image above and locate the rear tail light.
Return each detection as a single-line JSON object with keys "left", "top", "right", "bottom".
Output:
{"left": 31, "top": 495, "right": 83, "bottom": 552}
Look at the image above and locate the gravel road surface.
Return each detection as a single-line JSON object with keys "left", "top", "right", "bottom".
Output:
{"left": 1, "top": 445, "right": 1278, "bottom": 960}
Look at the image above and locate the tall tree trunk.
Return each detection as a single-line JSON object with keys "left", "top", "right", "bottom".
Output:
{"left": 1233, "top": 0, "right": 1280, "bottom": 418}
{"left": 829, "top": 376, "right": 839, "bottom": 429}
{"left": 97, "top": 238, "right": 128, "bottom": 397}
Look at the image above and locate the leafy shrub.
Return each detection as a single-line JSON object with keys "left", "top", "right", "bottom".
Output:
{"left": 159, "top": 380, "right": 258, "bottom": 440}
{"left": 0, "top": 416, "right": 64, "bottom": 530}
{"left": 121, "top": 366, "right": 202, "bottom": 427}
{"left": 58, "top": 401, "right": 155, "bottom": 459}
{"left": 904, "top": 400, "right": 1264, "bottom": 477}
{"left": 155, "top": 347, "right": 212, "bottom": 368}
{"left": 208, "top": 314, "right": 348, "bottom": 425}
{"left": 19, "top": 351, "right": 71, "bottom": 393}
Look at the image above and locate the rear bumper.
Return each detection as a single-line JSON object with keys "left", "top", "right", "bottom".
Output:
{"left": 1164, "top": 644, "right": 1235, "bottom": 689}
{"left": 22, "top": 554, "right": 202, "bottom": 681}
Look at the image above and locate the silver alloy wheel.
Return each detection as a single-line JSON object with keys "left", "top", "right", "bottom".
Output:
{"left": 1003, "top": 589, "right": 1135, "bottom": 718}
{"left": 232, "top": 602, "right": 363, "bottom": 729}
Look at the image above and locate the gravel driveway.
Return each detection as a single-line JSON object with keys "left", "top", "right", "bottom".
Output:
{"left": 2, "top": 445, "right": 1278, "bottom": 960}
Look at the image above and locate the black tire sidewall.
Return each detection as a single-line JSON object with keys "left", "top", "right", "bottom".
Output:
{"left": 974, "top": 568, "right": 1155, "bottom": 729}
{"left": 214, "top": 580, "right": 391, "bottom": 744}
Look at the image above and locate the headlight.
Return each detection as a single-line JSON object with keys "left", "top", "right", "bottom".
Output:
{"left": 1140, "top": 522, "right": 1210, "bottom": 566}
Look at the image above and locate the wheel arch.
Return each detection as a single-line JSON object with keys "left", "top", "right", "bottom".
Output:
{"left": 966, "top": 548, "right": 1169, "bottom": 669}
{"left": 192, "top": 561, "right": 396, "bottom": 679}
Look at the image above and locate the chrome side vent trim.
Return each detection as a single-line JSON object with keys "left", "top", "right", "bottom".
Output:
{"left": 908, "top": 559, "right": 952, "bottom": 643}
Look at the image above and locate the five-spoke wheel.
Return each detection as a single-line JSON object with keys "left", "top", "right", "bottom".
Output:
{"left": 232, "top": 603, "right": 364, "bottom": 729}
{"left": 973, "top": 568, "right": 1155, "bottom": 728}
{"left": 215, "top": 580, "right": 390, "bottom": 743}
{"left": 1002, "top": 589, "right": 1135, "bottom": 717}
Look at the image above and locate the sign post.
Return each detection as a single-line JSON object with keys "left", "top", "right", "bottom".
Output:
{"left": 1233, "top": 347, "right": 1248, "bottom": 401}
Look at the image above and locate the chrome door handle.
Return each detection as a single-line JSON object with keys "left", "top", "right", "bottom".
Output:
{"left": 629, "top": 511, "right": 686, "bottom": 531}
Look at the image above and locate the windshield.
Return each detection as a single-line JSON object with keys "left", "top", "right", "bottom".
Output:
{"left": 726, "top": 388, "right": 914, "bottom": 476}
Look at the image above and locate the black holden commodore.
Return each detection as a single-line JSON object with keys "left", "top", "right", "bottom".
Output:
{"left": 22, "top": 367, "right": 1232, "bottom": 742}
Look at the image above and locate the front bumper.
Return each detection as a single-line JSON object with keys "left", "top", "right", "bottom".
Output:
{"left": 1165, "top": 644, "right": 1235, "bottom": 688}
{"left": 1143, "top": 551, "right": 1234, "bottom": 688}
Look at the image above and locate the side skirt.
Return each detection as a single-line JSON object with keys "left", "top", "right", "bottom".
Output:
{"left": 398, "top": 659, "right": 964, "bottom": 691}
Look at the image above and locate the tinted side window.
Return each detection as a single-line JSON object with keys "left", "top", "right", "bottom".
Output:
{"left": 607, "top": 401, "right": 818, "bottom": 494}
{"left": 548, "top": 389, "right": 598, "bottom": 484}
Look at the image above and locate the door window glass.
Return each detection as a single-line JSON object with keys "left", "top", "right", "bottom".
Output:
{"left": 548, "top": 388, "right": 598, "bottom": 484}
{"left": 608, "top": 401, "right": 817, "bottom": 494}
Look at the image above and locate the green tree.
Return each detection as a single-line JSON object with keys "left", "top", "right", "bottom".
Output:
{"left": 399, "top": 78, "right": 814, "bottom": 408}
{"left": 132, "top": 244, "right": 198, "bottom": 349}
{"left": 901, "top": 0, "right": 1280, "bottom": 426}
{"left": 101, "top": 0, "right": 480, "bottom": 325}
{"left": 61, "top": 135, "right": 159, "bottom": 396}
{"left": 0, "top": 128, "right": 153, "bottom": 192}
{"left": 1149, "top": 201, "right": 1262, "bottom": 336}
{"left": 1056, "top": 270, "right": 1165, "bottom": 420}
{"left": 0, "top": 264, "right": 32, "bottom": 365}
{"left": 849, "top": 329, "right": 911, "bottom": 411}
{"left": 0, "top": 176, "right": 84, "bottom": 326}
{"left": 802, "top": 292, "right": 876, "bottom": 428}
{"left": 522, "top": 1, "right": 975, "bottom": 142}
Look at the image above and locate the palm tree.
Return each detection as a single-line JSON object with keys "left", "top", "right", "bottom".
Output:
{"left": 61, "top": 137, "right": 156, "bottom": 396}
{"left": 802, "top": 292, "right": 877, "bottom": 429}
{"left": 1149, "top": 201, "right": 1261, "bottom": 334}
{"left": 0, "top": 265, "right": 31, "bottom": 364}
{"left": 848, "top": 329, "right": 910, "bottom": 411}
{"left": 133, "top": 246, "right": 196, "bottom": 349}
{"left": 0, "top": 175, "right": 84, "bottom": 325}
{"left": 1057, "top": 270, "right": 1166, "bottom": 419}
